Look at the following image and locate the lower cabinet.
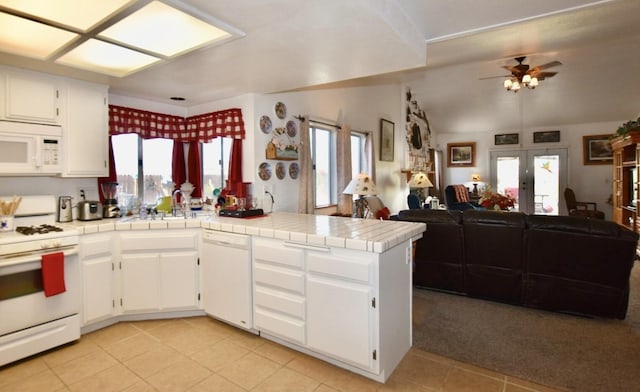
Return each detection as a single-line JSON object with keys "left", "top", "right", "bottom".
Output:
{"left": 251, "top": 237, "right": 405, "bottom": 378}
{"left": 119, "top": 230, "right": 199, "bottom": 314}
{"left": 306, "top": 249, "right": 376, "bottom": 372}
{"left": 81, "top": 233, "right": 117, "bottom": 326}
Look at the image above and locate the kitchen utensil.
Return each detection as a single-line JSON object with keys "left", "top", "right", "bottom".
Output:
{"left": 100, "top": 182, "right": 120, "bottom": 218}
{"left": 57, "top": 196, "right": 73, "bottom": 222}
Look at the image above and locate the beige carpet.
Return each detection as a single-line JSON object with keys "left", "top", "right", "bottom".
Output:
{"left": 412, "top": 262, "right": 640, "bottom": 392}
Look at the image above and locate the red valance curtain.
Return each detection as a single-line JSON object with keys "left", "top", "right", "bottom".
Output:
{"left": 109, "top": 105, "right": 245, "bottom": 141}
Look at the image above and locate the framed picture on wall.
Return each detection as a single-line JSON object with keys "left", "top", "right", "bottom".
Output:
{"left": 533, "top": 130, "right": 560, "bottom": 143}
{"left": 494, "top": 133, "right": 519, "bottom": 145}
{"left": 583, "top": 134, "right": 613, "bottom": 165}
{"left": 380, "top": 119, "right": 394, "bottom": 161}
{"left": 447, "top": 142, "right": 476, "bottom": 167}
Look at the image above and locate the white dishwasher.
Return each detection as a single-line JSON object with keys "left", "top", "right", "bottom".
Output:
{"left": 201, "top": 230, "right": 253, "bottom": 330}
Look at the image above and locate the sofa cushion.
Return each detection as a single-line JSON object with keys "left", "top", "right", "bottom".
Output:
{"left": 397, "top": 209, "right": 463, "bottom": 224}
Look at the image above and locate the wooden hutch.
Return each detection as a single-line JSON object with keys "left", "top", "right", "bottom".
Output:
{"left": 611, "top": 131, "right": 640, "bottom": 233}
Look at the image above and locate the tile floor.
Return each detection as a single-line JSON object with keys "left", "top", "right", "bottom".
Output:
{"left": 0, "top": 316, "right": 567, "bottom": 392}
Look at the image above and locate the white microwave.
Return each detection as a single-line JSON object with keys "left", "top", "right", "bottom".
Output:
{"left": 0, "top": 120, "right": 63, "bottom": 175}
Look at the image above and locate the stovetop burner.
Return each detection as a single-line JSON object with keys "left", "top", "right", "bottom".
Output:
{"left": 15, "top": 224, "right": 64, "bottom": 235}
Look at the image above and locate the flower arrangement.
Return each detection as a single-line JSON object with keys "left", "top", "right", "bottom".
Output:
{"left": 479, "top": 187, "right": 516, "bottom": 211}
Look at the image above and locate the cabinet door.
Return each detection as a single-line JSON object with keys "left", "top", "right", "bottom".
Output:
{"left": 3, "top": 72, "right": 60, "bottom": 124}
{"left": 63, "top": 82, "right": 108, "bottom": 176}
{"left": 82, "top": 256, "right": 115, "bottom": 325}
{"left": 160, "top": 251, "right": 198, "bottom": 310}
{"left": 121, "top": 253, "right": 160, "bottom": 312}
{"left": 306, "top": 275, "right": 375, "bottom": 371}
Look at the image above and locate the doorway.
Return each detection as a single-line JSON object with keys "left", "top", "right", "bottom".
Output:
{"left": 489, "top": 149, "right": 568, "bottom": 215}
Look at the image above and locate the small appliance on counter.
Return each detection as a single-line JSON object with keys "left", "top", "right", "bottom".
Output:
{"left": 101, "top": 181, "right": 121, "bottom": 218}
{"left": 77, "top": 200, "right": 103, "bottom": 221}
{"left": 57, "top": 196, "right": 73, "bottom": 223}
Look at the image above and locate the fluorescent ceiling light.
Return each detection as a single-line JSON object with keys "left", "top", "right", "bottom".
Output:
{"left": 0, "top": 0, "right": 241, "bottom": 77}
{"left": 100, "top": 1, "right": 232, "bottom": 58}
{"left": 56, "top": 39, "right": 161, "bottom": 77}
{"left": 0, "top": 0, "right": 133, "bottom": 32}
{"left": 0, "top": 12, "right": 78, "bottom": 59}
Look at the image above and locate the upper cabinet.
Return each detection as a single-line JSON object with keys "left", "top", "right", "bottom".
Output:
{"left": 0, "top": 65, "right": 109, "bottom": 177}
{"left": 61, "top": 80, "right": 109, "bottom": 177}
{"left": 0, "top": 67, "right": 61, "bottom": 124}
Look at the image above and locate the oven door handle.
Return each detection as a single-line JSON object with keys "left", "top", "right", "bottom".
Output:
{"left": 0, "top": 246, "right": 78, "bottom": 267}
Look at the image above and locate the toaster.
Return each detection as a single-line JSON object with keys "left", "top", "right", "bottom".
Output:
{"left": 77, "top": 200, "right": 103, "bottom": 221}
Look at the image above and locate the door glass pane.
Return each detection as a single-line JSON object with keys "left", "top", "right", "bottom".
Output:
{"left": 533, "top": 154, "right": 560, "bottom": 215}
{"left": 496, "top": 156, "right": 520, "bottom": 210}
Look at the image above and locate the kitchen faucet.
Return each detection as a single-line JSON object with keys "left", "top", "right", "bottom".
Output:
{"left": 171, "top": 189, "right": 183, "bottom": 216}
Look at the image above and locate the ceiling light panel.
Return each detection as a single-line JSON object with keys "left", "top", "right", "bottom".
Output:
{"left": 55, "top": 39, "right": 160, "bottom": 77}
{"left": 0, "top": 0, "right": 134, "bottom": 32}
{"left": 0, "top": 12, "right": 78, "bottom": 59}
{"left": 99, "top": 1, "right": 232, "bottom": 58}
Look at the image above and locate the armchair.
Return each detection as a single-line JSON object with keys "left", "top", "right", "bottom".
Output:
{"left": 444, "top": 185, "right": 484, "bottom": 211}
{"left": 564, "top": 188, "right": 605, "bottom": 219}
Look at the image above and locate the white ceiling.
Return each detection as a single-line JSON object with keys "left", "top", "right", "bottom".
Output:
{"left": 1, "top": 0, "right": 638, "bottom": 133}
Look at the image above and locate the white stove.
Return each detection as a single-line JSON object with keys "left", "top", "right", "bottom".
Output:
{"left": 0, "top": 195, "right": 81, "bottom": 367}
{"left": 0, "top": 195, "right": 79, "bottom": 257}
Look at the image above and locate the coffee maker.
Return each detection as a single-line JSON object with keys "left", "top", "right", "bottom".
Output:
{"left": 101, "top": 181, "right": 120, "bottom": 218}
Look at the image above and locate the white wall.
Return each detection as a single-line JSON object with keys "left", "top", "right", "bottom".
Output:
{"left": 435, "top": 121, "right": 620, "bottom": 220}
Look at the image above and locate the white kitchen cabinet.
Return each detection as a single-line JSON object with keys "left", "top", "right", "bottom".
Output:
{"left": 0, "top": 66, "right": 61, "bottom": 124}
{"left": 81, "top": 233, "right": 116, "bottom": 326}
{"left": 201, "top": 230, "right": 252, "bottom": 330}
{"left": 252, "top": 236, "right": 413, "bottom": 382}
{"left": 252, "top": 237, "right": 306, "bottom": 345}
{"left": 306, "top": 249, "right": 377, "bottom": 372}
{"left": 62, "top": 80, "right": 108, "bottom": 177}
{"left": 119, "top": 230, "right": 199, "bottom": 314}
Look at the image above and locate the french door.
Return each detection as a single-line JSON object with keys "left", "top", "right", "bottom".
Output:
{"left": 489, "top": 149, "right": 568, "bottom": 215}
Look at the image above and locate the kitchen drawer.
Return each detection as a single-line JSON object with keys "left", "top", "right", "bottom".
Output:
{"left": 254, "top": 286, "right": 305, "bottom": 319}
{"left": 253, "top": 238, "right": 303, "bottom": 269}
{"left": 254, "top": 308, "right": 305, "bottom": 345}
{"left": 120, "top": 230, "right": 198, "bottom": 252}
{"left": 307, "top": 252, "right": 373, "bottom": 284}
{"left": 254, "top": 263, "right": 305, "bottom": 294}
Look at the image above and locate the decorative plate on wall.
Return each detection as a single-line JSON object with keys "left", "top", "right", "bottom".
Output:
{"left": 275, "top": 162, "right": 286, "bottom": 179}
{"left": 259, "top": 115, "right": 272, "bottom": 134}
{"left": 289, "top": 162, "right": 299, "bottom": 179}
{"left": 275, "top": 102, "right": 287, "bottom": 119}
{"left": 258, "top": 162, "right": 271, "bottom": 181}
{"left": 286, "top": 120, "right": 297, "bottom": 137}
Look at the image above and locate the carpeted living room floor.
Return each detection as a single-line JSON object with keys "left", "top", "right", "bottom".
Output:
{"left": 412, "top": 261, "right": 640, "bottom": 392}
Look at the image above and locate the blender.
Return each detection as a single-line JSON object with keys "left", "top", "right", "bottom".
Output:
{"left": 101, "top": 181, "right": 120, "bottom": 218}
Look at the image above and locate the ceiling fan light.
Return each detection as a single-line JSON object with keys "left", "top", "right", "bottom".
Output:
{"left": 522, "top": 74, "right": 532, "bottom": 86}
{"left": 504, "top": 79, "right": 513, "bottom": 90}
{"left": 512, "top": 80, "right": 521, "bottom": 91}
{"left": 529, "top": 77, "right": 539, "bottom": 88}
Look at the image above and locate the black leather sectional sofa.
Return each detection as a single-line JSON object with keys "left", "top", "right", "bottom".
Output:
{"left": 393, "top": 209, "right": 638, "bottom": 319}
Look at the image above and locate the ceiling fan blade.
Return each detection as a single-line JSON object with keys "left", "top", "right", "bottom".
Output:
{"left": 479, "top": 75, "right": 511, "bottom": 80}
{"left": 502, "top": 65, "right": 519, "bottom": 73}
{"left": 531, "top": 61, "right": 563, "bottom": 72}
{"left": 534, "top": 71, "right": 558, "bottom": 80}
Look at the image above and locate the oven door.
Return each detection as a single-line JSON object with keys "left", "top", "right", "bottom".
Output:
{"left": 0, "top": 246, "right": 80, "bottom": 336}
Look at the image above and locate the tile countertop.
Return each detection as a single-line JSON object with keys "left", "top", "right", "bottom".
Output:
{"left": 65, "top": 212, "right": 426, "bottom": 253}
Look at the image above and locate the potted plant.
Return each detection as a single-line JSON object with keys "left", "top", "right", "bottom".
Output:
{"left": 613, "top": 116, "right": 640, "bottom": 138}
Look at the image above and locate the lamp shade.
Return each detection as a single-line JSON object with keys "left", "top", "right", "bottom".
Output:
{"left": 408, "top": 172, "right": 433, "bottom": 188}
{"left": 343, "top": 173, "right": 377, "bottom": 196}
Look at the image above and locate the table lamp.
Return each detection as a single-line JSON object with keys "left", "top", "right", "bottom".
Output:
{"left": 343, "top": 173, "right": 378, "bottom": 218}
{"left": 471, "top": 173, "right": 481, "bottom": 196}
{"left": 408, "top": 171, "right": 433, "bottom": 203}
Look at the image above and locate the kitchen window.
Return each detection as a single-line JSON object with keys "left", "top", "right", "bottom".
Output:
{"left": 112, "top": 134, "right": 231, "bottom": 207}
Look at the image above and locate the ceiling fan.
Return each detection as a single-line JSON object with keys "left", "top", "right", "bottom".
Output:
{"left": 482, "top": 56, "right": 562, "bottom": 92}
